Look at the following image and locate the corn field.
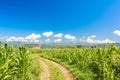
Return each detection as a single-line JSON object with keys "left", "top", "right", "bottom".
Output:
{"left": 0, "top": 43, "right": 40, "bottom": 80}
{"left": 40, "top": 44, "right": 120, "bottom": 80}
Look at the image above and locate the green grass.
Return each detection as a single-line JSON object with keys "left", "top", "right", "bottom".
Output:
{"left": 48, "top": 61, "right": 65, "bottom": 80}
{"left": 39, "top": 56, "right": 65, "bottom": 80}
{"left": 0, "top": 43, "right": 41, "bottom": 80}
{"left": 30, "top": 55, "right": 42, "bottom": 80}
{"left": 34, "top": 44, "right": 120, "bottom": 80}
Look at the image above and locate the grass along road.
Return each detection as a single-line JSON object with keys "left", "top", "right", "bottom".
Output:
{"left": 35, "top": 54, "right": 75, "bottom": 80}
{"left": 38, "top": 57, "right": 50, "bottom": 80}
{"left": 48, "top": 60, "right": 75, "bottom": 80}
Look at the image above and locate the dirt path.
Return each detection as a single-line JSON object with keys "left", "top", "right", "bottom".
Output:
{"left": 35, "top": 55, "right": 75, "bottom": 80}
{"left": 49, "top": 60, "right": 75, "bottom": 80}
{"left": 36, "top": 56, "right": 50, "bottom": 80}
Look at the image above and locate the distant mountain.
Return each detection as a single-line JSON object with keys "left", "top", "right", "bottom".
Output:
{"left": 81, "top": 43, "right": 120, "bottom": 47}
{"left": 41, "top": 42, "right": 120, "bottom": 48}
{"left": 0, "top": 41, "right": 41, "bottom": 47}
{"left": 116, "top": 43, "right": 120, "bottom": 47}
{"left": 41, "top": 42, "right": 77, "bottom": 48}
{"left": 0, "top": 41, "right": 120, "bottom": 48}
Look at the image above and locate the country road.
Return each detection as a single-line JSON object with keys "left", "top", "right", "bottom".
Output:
{"left": 35, "top": 55, "right": 75, "bottom": 80}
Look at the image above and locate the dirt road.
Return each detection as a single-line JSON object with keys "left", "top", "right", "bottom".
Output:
{"left": 36, "top": 55, "right": 75, "bottom": 80}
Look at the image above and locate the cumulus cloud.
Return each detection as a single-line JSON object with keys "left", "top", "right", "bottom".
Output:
{"left": 6, "top": 33, "right": 41, "bottom": 43}
{"left": 54, "top": 39, "right": 62, "bottom": 43}
{"left": 113, "top": 30, "right": 120, "bottom": 36}
{"left": 25, "top": 33, "right": 41, "bottom": 40}
{"left": 6, "top": 37, "right": 27, "bottom": 42}
{"left": 64, "top": 34, "right": 76, "bottom": 41}
{"left": 89, "top": 35, "right": 96, "bottom": 38}
{"left": 54, "top": 33, "right": 63, "bottom": 38}
{"left": 86, "top": 35, "right": 115, "bottom": 44}
{"left": 45, "top": 39, "right": 50, "bottom": 42}
{"left": 42, "top": 31, "right": 53, "bottom": 37}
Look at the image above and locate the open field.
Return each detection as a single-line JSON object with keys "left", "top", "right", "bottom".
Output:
{"left": 0, "top": 44, "right": 41, "bottom": 80}
{"left": 1, "top": 43, "right": 120, "bottom": 80}
{"left": 32, "top": 44, "right": 120, "bottom": 80}
{"left": 0, "top": 43, "right": 73, "bottom": 80}
{"left": 1, "top": 0, "right": 120, "bottom": 80}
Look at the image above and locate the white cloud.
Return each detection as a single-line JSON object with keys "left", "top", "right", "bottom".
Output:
{"left": 54, "top": 33, "right": 63, "bottom": 38}
{"left": 54, "top": 39, "right": 62, "bottom": 43}
{"left": 25, "top": 33, "right": 41, "bottom": 40}
{"left": 45, "top": 39, "right": 50, "bottom": 42}
{"left": 42, "top": 31, "right": 53, "bottom": 37}
{"left": 6, "top": 37, "right": 26, "bottom": 42}
{"left": 86, "top": 35, "right": 115, "bottom": 44}
{"left": 113, "top": 30, "right": 120, "bottom": 36}
{"left": 89, "top": 35, "right": 96, "bottom": 38}
{"left": 6, "top": 37, "right": 15, "bottom": 42}
{"left": 25, "top": 33, "right": 41, "bottom": 43}
{"left": 101, "top": 39, "right": 115, "bottom": 44}
{"left": 64, "top": 34, "right": 76, "bottom": 41}
{"left": 6, "top": 33, "right": 41, "bottom": 43}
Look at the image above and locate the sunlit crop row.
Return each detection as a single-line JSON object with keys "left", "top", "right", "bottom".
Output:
{"left": 0, "top": 43, "right": 40, "bottom": 80}
{"left": 40, "top": 44, "right": 120, "bottom": 80}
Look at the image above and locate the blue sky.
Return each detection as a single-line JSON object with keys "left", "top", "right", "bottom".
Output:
{"left": 0, "top": 0, "right": 120, "bottom": 43}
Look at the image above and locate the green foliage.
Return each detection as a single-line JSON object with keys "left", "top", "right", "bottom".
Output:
{"left": 0, "top": 44, "right": 40, "bottom": 80}
{"left": 40, "top": 45, "right": 120, "bottom": 80}
{"left": 77, "top": 45, "right": 83, "bottom": 48}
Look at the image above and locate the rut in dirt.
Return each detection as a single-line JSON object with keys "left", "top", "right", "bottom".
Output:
{"left": 49, "top": 60, "right": 75, "bottom": 80}
{"left": 36, "top": 55, "right": 75, "bottom": 80}
{"left": 35, "top": 56, "right": 50, "bottom": 80}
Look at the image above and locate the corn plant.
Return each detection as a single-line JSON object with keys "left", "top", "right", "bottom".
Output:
{"left": 40, "top": 44, "right": 120, "bottom": 80}
{"left": 0, "top": 43, "right": 40, "bottom": 80}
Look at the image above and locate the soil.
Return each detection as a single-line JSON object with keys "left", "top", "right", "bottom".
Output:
{"left": 35, "top": 55, "right": 75, "bottom": 80}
